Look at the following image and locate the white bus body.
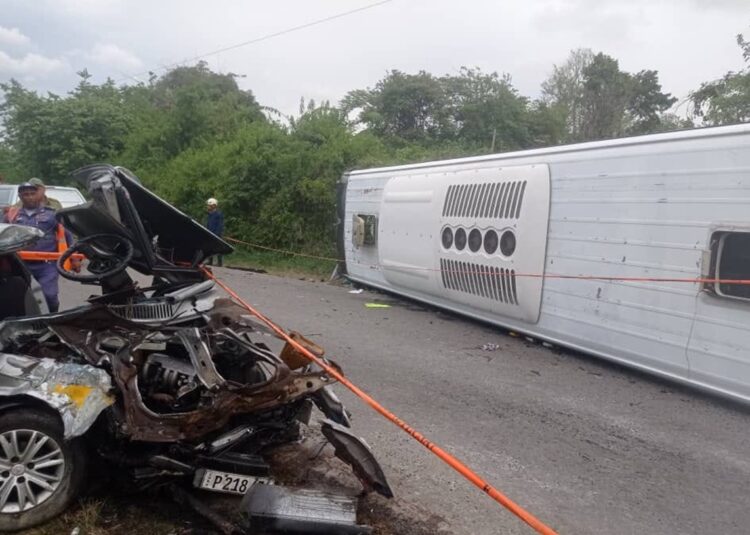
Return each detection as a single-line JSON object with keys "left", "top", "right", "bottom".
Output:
{"left": 340, "top": 124, "right": 750, "bottom": 403}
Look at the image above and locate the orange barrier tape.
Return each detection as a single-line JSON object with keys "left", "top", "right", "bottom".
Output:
{"left": 17, "top": 251, "right": 85, "bottom": 262}
{"left": 203, "top": 267, "right": 559, "bottom": 535}
{"left": 225, "top": 236, "right": 750, "bottom": 286}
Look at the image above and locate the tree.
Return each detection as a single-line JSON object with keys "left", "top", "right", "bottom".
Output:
{"left": 543, "top": 50, "right": 677, "bottom": 141}
{"left": 0, "top": 142, "right": 21, "bottom": 182}
{"left": 626, "top": 70, "right": 678, "bottom": 135}
{"left": 579, "top": 53, "right": 633, "bottom": 140}
{"left": 442, "top": 67, "right": 531, "bottom": 150}
{"left": 690, "top": 31, "right": 750, "bottom": 125}
{"left": 343, "top": 67, "right": 557, "bottom": 152}
{"left": 658, "top": 113, "right": 694, "bottom": 132}
{"left": 525, "top": 101, "right": 568, "bottom": 147}
{"left": 136, "top": 62, "right": 264, "bottom": 159}
{"left": 342, "top": 70, "right": 451, "bottom": 143}
{"left": 0, "top": 73, "right": 131, "bottom": 183}
{"left": 541, "top": 48, "right": 594, "bottom": 141}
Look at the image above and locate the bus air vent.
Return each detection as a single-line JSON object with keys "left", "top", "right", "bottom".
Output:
{"left": 439, "top": 258, "right": 518, "bottom": 305}
{"left": 442, "top": 180, "right": 527, "bottom": 220}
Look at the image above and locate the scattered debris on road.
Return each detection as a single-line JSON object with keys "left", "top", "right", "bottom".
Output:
{"left": 365, "top": 303, "right": 391, "bottom": 309}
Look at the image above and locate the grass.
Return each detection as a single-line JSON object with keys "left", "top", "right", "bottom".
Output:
{"left": 222, "top": 245, "right": 339, "bottom": 279}
{"left": 22, "top": 494, "right": 200, "bottom": 535}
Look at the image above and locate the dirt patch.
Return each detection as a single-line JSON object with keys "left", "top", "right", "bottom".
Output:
{"left": 265, "top": 429, "right": 451, "bottom": 535}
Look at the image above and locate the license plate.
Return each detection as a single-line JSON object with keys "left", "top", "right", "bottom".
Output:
{"left": 194, "top": 468, "right": 267, "bottom": 495}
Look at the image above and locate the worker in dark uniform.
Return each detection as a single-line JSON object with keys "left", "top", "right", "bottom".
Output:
{"left": 2, "top": 181, "right": 72, "bottom": 312}
{"left": 205, "top": 197, "right": 224, "bottom": 267}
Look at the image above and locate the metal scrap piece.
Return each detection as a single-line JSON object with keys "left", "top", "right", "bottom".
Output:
{"left": 313, "top": 386, "right": 352, "bottom": 427}
{"left": 176, "top": 327, "right": 225, "bottom": 389}
{"left": 321, "top": 419, "right": 393, "bottom": 498}
{"left": 242, "top": 484, "right": 372, "bottom": 534}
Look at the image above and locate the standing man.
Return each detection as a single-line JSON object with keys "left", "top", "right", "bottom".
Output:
{"left": 206, "top": 197, "right": 224, "bottom": 267}
{"left": 2, "top": 181, "right": 70, "bottom": 312}
{"left": 11, "top": 178, "right": 62, "bottom": 210}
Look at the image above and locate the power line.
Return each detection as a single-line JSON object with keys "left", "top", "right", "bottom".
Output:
{"left": 117, "top": 0, "right": 394, "bottom": 83}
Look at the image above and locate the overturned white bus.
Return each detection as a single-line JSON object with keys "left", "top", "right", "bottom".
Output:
{"left": 338, "top": 124, "right": 750, "bottom": 403}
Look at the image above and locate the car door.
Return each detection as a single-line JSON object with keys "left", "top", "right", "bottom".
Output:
{"left": 0, "top": 223, "right": 46, "bottom": 318}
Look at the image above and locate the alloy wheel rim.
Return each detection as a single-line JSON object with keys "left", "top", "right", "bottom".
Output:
{"left": 0, "top": 429, "right": 65, "bottom": 513}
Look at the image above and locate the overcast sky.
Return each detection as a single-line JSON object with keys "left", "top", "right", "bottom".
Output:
{"left": 0, "top": 0, "right": 747, "bottom": 118}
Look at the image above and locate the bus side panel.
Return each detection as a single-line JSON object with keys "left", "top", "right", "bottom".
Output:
{"left": 342, "top": 126, "right": 750, "bottom": 403}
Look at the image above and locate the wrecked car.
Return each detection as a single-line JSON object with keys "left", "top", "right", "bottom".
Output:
{"left": 0, "top": 164, "right": 391, "bottom": 532}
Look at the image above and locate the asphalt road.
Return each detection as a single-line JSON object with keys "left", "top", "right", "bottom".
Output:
{"left": 60, "top": 269, "right": 750, "bottom": 535}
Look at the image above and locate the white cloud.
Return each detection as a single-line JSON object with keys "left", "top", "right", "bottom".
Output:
{"left": 532, "top": 1, "right": 640, "bottom": 47}
{"left": 49, "top": 0, "right": 125, "bottom": 18}
{"left": 87, "top": 43, "right": 143, "bottom": 71}
{"left": 0, "top": 26, "right": 30, "bottom": 47}
{"left": 0, "top": 51, "right": 65, "bottom": 77}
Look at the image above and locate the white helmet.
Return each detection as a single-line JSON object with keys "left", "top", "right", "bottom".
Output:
{"left": 207, "top": 198, "right": 218, "bottom": 206}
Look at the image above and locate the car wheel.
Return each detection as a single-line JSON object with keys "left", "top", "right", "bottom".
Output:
{"left": 0, "top": 409, "right": 86, "bottom": 532}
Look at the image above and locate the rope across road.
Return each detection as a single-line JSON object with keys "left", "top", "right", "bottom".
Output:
{"left": 224, "top": 235, "right": 750, "bottom": 286}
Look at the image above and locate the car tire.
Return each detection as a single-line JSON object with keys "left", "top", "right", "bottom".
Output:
{"left": 0, "top": 409, "right": 87, "bottom": 532}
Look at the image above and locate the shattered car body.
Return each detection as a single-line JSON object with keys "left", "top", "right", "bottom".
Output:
{"left": 0, "top": 354, "right": 113, "bottom": 439}
{"left": 0, "top": 164, "right": 391, "bottom": 531}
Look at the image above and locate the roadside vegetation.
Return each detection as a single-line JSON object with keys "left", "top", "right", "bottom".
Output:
{"left": 1, "top": 30, "right": 748, "bottom": 274}
{"left": 225, "top": 246, "right": 336, "bottom": 278}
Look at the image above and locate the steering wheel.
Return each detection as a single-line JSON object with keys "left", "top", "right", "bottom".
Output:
{"left": 57, "top": 233, "right": 134, "bottom": 282}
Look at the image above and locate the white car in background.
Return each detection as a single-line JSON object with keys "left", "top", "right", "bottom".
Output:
{"left": 0, "top": 184, "right": 86, "bottom": 209}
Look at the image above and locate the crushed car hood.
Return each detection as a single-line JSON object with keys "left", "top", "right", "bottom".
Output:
{"left": 0, "top": 353, "right": 113, "bottom": 438}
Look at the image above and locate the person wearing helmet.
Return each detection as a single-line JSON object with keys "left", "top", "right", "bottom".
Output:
{"left": 205, "top": 198, "right": 224, "bottom": 267}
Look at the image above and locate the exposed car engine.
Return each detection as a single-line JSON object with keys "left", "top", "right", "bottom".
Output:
{"left": 140, "top": 351, "right": 201, "bottom": 411}
{"left": 0, "top": 164, "right": 391, "bottom": 533}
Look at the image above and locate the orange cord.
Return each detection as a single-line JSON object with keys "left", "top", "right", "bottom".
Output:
{"left": 224, "top": 236, "right": 750, "bottom": 286}
{"left": 203, "top": 267, "right": 559, "bottom": 535}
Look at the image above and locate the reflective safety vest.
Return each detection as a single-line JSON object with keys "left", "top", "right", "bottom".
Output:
{"left": 56, "top": 223, "right": 72, "bottom": 270}
{"left": 16, "top": 224, "right": 72, "bottom": 267}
